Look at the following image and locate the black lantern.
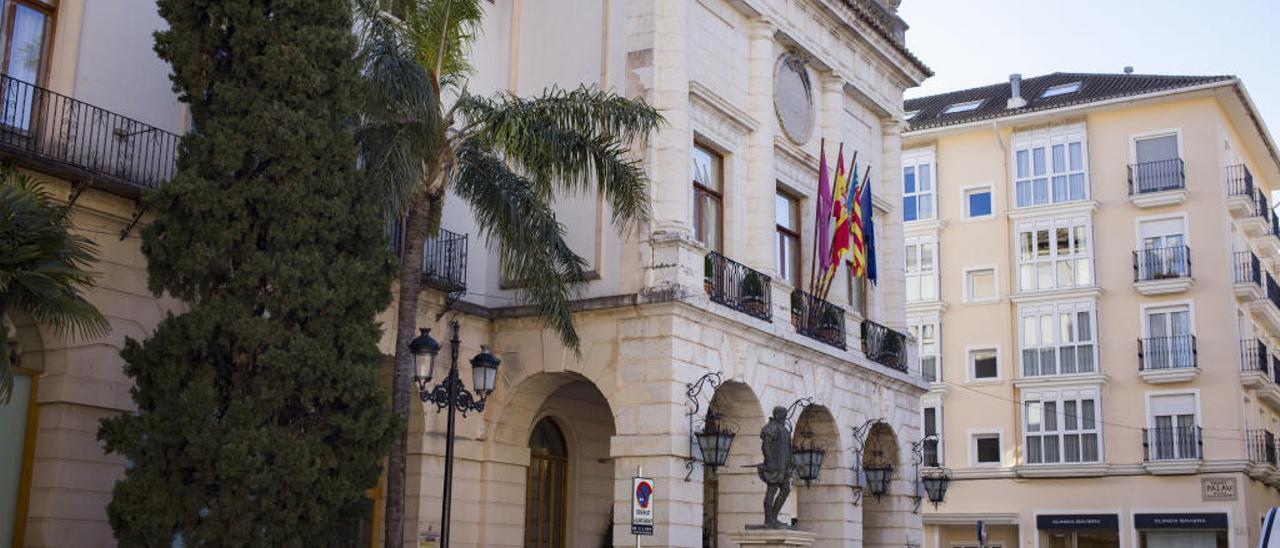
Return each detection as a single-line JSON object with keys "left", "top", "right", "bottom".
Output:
{"left": 695, "top": 419, "right": 736, "bottom": 468}
{"left": 921, "top": 468, "right": 951, "bottom": 508}
{"left": 863, "top": 462, "right": 894, "bottom": 500}
{"left": 469, "top": 345, "right": 501, "bottom": 398}
{"left": 792, "top": 446, "right": 825, "bottom": 485}
{"left": 410, "top": 328, "right": 442, "bottom": 382}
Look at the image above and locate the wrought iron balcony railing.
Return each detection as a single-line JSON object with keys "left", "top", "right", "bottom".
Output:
{"left": 1226, "top": 164, "right": 1255, "bottom": 199}
{"left": 705, "top": 251, "right": 772, "bottom": 322}
{"left": 1267, "top": 272, "right": 1280, "bottom": 311}
{"left": 422, "top": 228, "right": 468, "bottom": 293}
{"left": 1138, "top": 335, "right": 1196, "bottom": 371}
{"left": 1128, "top": 158, "right": 1184, "bottom": 194}
{"left": 1248, "top": 429, "right": 1278, "bottom": 466}
{"left": 1241, "top": 339, "right": 1270, "bottom": 376}
{"left": 1143, "top": 426, "right": 1202, "bottom": 461}
{"left": 1132, "top": 245, "right": 1190, "bottom": 282}
{"left": 1235, "top": 251, "right": 1262, "bottom": 287}
{"left": 0, "top": 73, "right": 178, "bottom": 193}
{"left": 861, "top": 319, "right": 908, "bottom": 373}
{"left": 790, "top": 289, "right": 846, "bottom": 350}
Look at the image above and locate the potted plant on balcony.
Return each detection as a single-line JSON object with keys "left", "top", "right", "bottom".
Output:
{"left": 741, "top": 270, "right": 766, "bottom": 317}
{"left": 790, "top": 290, "right": 804, "bottom": 328}
{"left": 817, "top": 305, "right": 842, "bottom": 343}
{"left": 704, "top": 254, "right": 714, "bottom": 295}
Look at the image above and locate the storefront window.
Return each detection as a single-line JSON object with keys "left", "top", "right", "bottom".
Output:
{"left": 1037, "top": 514, "right": 1119, "bottom": 548}
{"left": 1135, "top": 513, "right": 1229, "bottom": 548}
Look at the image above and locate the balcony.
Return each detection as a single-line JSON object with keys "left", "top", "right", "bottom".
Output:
{"left": 1240, "top": 339, "right": 1280, "bottom": 409}
{"left": 1234, "top": 251, "right": 1264, "bottom": 302}
{"left": 1132, "top": 245, "right": 1191, "bottom": 295}
{"left": 790, "top": 289, "right": 846, "bottom": 350}
{"left": 705, "top": 251, "right": 772, "bottom": 322}
{"left": 1248, "top": 430, "right": 1278, "bottom": 476}
{"left": 861, "top": 319, "right": 909, "bottom": 373}
{"left": 1142, "top": 426, "right": 1202, "bottom": 475}
{"left": 0, "top": 73, "right": 178, "bottom": 195}
{"left": 1247, "top": 272, "right": 1280, "bottom": 334}
{"left": 422, "top": 228, "right": 468, "bottom": 293}
{"left": 1137, "top": 335, "right": 1198, "bottom": 384}
{"left": 1226, "top": 164, "right": 1259, "bottom": 217}
{"left": 1128, "top": 158, "right": 1186, "bottom": 207}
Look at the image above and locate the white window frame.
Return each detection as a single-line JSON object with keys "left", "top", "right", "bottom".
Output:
{"left": 905, "top": 235, "right": 939, "bottom": 303}
{"left": 902, "top": 149, "right": 936, "bottom": 223}
{"left": 910, "top": 317, "right": 941, "bottom": 383}
{"left": 1128, "top": 128, "right": 1184, "bottom": 165}
{"left": 1022, "top": 386, "right": 1103, "bottom": 465}
{"left": 1015, "top": 216, "right": 1094, "bottom": 293}
{"left": 964, "top": 265, "right": 999, "bottom": 303}
{"left": 962, "top": 183, "right": 995, "bottom": 220}
{"left": 966, "top": 344, "right": 1002, "bottom": 383}
{"left": 1018, "top": 301, "right": 1099, "bottom": 378}
{"left": 969, "top": 429, "right": 1003, "bottom": 467}
{"left": 1144, "top": 389, "right": 1201, "bottom": 461}
{"left": 1140, "top": 300, "right": 1196, "bottom": 370}
{"left": 923, "top": 401, "right": 943, "bottom": 465}
{"left": 1012, "top": 125, "right": 1089, "bottom": 208}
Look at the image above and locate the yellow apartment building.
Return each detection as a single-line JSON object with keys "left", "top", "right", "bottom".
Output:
{"left": 902, "top": 72, "right": 1280, "bottom": 548}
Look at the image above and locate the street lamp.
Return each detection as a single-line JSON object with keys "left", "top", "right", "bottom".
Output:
{"left": 413, "top": 320, "right": 501, "bottom": 548}
{"left": 921, "top": 468, "right": 952, "bottom": 508}
{"left": 862, "top": 457, "right": 894, "bottom": 501}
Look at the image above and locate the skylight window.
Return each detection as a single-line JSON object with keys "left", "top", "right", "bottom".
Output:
{"left": 942, "top": 100, "right": 984, "bottom": 114}
{"left": 905, "top": 110, "right": 920, "bottom": 120}
{"left": 1040, "top": 82, "right": 1082, "bottom": 98}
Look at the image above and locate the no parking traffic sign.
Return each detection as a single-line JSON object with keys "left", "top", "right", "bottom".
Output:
{"left": 631, "top": 476, "right": 654, "bottom": 535}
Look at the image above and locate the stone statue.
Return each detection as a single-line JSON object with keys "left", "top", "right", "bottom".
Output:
{"left": 756, "top": 405, "right": 794, "bottom": 528}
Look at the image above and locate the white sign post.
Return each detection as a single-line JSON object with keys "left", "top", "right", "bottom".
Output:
{"left": 631, "top": 471, "right": 655, "bottom": 539}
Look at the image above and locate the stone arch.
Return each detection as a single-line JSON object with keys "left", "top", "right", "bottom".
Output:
{"left": 483, "top": 372, "right": 617, "bottom": 548}
{"left": 862, "top": 421, "right": 904, "bottom": 548}
{"left": 792, "top": 404, "right": 850, "bottom": 543}
{"left": 703, "top": 380, "right": 766, "bottom": 547}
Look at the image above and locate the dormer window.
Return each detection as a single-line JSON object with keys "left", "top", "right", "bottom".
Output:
{"left": 1040, "top": 82, "right": 1082, "bottom": 99}
{"left": 942, "top": 100, "right": 984, "bottom": 114}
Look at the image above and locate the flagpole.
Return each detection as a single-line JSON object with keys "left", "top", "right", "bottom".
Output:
{"left": 818, "top": 150, "right": 855, "bottom": 303}
{"left": 808, "top": 139, "right": 825, "bottom": 297}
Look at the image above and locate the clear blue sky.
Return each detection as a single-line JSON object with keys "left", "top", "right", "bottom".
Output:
{"left": 899, "top": 0, "right": 1280, "bottom": 134}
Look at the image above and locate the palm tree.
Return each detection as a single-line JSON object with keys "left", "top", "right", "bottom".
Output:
{"left": 355, "top": 1, "right": 662, "bottom": 545}
{"left": 0, "top": 170, "right": 109, "bottom": 403}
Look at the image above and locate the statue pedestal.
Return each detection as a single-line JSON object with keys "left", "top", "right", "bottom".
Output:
{"left": 727, "top": 528, "right": 818, "bottom": 547}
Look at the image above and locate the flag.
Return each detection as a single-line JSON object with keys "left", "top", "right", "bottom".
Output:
{"left": 849, "top": 166, "right": 865, "bottom": 279}
{"left": 824, "top": 149, "right": 850, "bottom": 286}
{"left": 861, "top": 170, "right": 878, "bottom": 285}
{"left": 815, "top": 141, "right": 832, "bottom": 282}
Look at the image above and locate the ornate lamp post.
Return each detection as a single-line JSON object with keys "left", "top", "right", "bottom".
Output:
{"left": 411, "top": 320, "right": 501, "bottom": 548}
{"left": 851, "top": 419, "right": 894, "bottom": 504}
{"left": 685, "top": 372, "right": 737, "bottom": 480}
{"left": 911, "top": 434, "right": 951, "bottom": 512}
{"left": 786, "top": 397, "right": 825, "bottom": 486}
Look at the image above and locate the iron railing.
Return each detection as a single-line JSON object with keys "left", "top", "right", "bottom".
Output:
{"left": 705, "top": 251, "right": 772, "bottom": 322}
{"left": 921, "top": 356, "right": 939, "bottom": 383}
{"left": 1241, "top": 339, "right": 1270, "bottom": 376}
{"left": 861, "top": 319, "right": 908, "bottom": 373}
{"left": 922, "top": 437, "right": 940, "bottom": 467}
{"left": 1248, "top": 430, "right": 1278, "bottom": 466}
{"left": 1138, "top": 335, "right": 1197, "bottom": 371}
{"left": 1235, "top": 251, "right": 1262, "bottom": 287}
{"left": 0, "top": 73, "right": 178, "bottom": 192}
{"left": 1132, "top": 246, "right": 1190, "bottom": 282}
{"left": 1143, "top": 426, "right": 1203, "bottom": 461}
{"left": 1227, "top": 164, "right": 1255, "bottom": 199}
{"left": 1128, "top": 158, "right": 1185, "bottom": 194}
{"left": 790, "top": 289, "right": 846, "bottom": 350}
{"left": 422, "top": 228, "right": 468, "bottom": 293}
{"left": 1267, "top": 272, "right": 1280, "bottom": 311}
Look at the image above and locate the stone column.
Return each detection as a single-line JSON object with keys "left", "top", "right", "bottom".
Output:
{"left": 741, "top": 18, "right": 777, "bottom": 273}
{"left": 647, "top": 0, "right": 692, "bottom": 237}
{"left": 816, "top": 73, "right": 846, "bottom": 299}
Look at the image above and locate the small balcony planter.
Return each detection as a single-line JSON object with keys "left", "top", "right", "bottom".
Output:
{"left": 704, "top": 253, "right": 714, "bottom": 295}
{"left": 790, "top": 291, "right": 804, "bottom": 328}
{"left": 817, "top": 305, "right": 842, "bottom": 342}
{"left": 741, "top": 271, "right": 767, "bottom": 317}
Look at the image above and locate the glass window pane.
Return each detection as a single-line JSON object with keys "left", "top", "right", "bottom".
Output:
{"left": 1078, "top": 312, "right": 1092, "bottom": 341}
{"left": 1052, "top": 144, "right": 1065, "bottom": 173}
{"left": 905, "top": 244, "right": 918, "bottom": 271}
{"left": 968, "top": 190, "right": 992, "bottom": 217}
{"left": 904, "top": 196, "right": 917, "bottom": 222}
{"left": 920, "top": 164, "right": 932, "bottom": 191}
{"left": 692, "top": 144, "right": 721, "bottom": 191}
{"left": 1052, "top": 175, "right": 1068, "bottom": 202}
{"left": 1044, "top": 436, "right": 1060, "bottom": 463}
{"left": 1017, "top": 150, "right": 1029, "bottom": 178}
{"left": 1036, "top": 230, "right": 1051, "bottom": 257}
{"left": 1033, "top": 147, "right": 1046, "bottom": 176}
{"left": 7, "top": 5, "right": 47, "bottom": 84}
{"left": 1069, "top": 173, "right": 1085, "bottom": 200}
{"left": 1033, "top": 178, "right": 1048, "bottom": 204}
{"left": 904, "top": 166, "right": 916, "bottom": 193}
{"left": 1082, "top": 399, "right": 1096, "bottom": 429}
{"left": 1016, "top": 181, "right": 1031, "bottom": 207}
{"left": 921, "top": 243, "right": 934, "bottom": 270}
{"left": 919, "top": 194, "right": 933, "bottom": 220}
{"left": 1069, "top": 142, "right": 1083, "bottom": 170}
{"left": 1045, "top": 401, "right": 1058, "bottom": 431}
{"left": 1026, "top": 402, "right": 1043, "bottom": 431}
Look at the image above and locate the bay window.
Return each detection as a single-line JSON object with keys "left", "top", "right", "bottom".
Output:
{"left": 1013, "top": 127, "right": 1088, "bottom": 208}
{"left": 1020, "top": 302, "right": 1097, "bottom": 377}
{"left": 1017, "top": 216, "right": 1093, "bottom": 292}
{"left": 905, "top": 236, "right": 938, "bottom": 302}
{"left": 903, "top": 151, "right": 935, "bottom": 222}
{"left": 1024, "top": 388, "right": 1101, "bottom": 464}
{"left": 909, "top": 319, "right": 940, "bottom": 382}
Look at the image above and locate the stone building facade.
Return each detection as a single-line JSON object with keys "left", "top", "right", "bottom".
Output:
{"left": 902, "top": 73, "right": 1280, "bottom": 548}
{"left": 0, "top": 0, "right": 932, "bottom": 547}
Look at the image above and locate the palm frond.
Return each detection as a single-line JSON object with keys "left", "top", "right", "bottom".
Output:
{"left": 457, "top": 86, "right": 661, "bottom": 230}
{"left": 406, "top": 0, "right": 485, "bottom": 92}
{"left": 451, "top": 142, "right": 587, "bottom": 349}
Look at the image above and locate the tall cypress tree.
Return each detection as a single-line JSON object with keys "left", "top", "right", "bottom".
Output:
{"left": 97, "top": 1, "right": 397, "bottom": 545}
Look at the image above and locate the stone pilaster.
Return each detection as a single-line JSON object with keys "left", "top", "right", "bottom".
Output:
{"left": 648, "top": 0, "right": 692, "bottom": 237}
{"left": 741, "top": 18, "right": 777, "bottom": 273}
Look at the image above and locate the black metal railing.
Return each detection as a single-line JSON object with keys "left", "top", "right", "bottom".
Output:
{"left": 0, "top": 73, "right": 178, "bottom": 191}
{"left": 1266, "top": 272, "right": 1280, "bottom": 311}
{"left": 1132, "top": 246, "right": 1190, "bottom": 282}
{"left": 1143, "top": 426, "right": 1203, "bottom": 461}
{"left": 1128, "top": 158, "right": 1185, "bottom": 194}
{"left": 422, "top": 228, "right": 468, "bottom": 293}
{"left": 1138, "top": 335, "right": 1197, "bottom": 371}
{"left": 705, "top": 251, "right": 772, "bottom": 322}
{"left": 921, "top": 356, "right": 939, "bottom": 383}
{"left": 861, "top": 319, "right": 908, "bottom": 373}
{"left": 1248, "top": 430, "right": 1278, "bottom": 466}
{"left": 923, "top": 437, "right": 940, "bottom": 467}
{"left": 1227, "top": 164, "right": 1255, "bottom": 198}
{"left": 790, "top": 289, "right": 846, "bottom": 350}
{"left": 1235, "top": 251, "right": 1262, "bottom": 287}
{"left": 1241, "top": 339, "right": 1270, "bottom": 375}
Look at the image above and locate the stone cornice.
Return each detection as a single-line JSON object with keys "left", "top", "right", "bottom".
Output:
{"left": 689, "top": 80, "right": 760, "bottom": 134}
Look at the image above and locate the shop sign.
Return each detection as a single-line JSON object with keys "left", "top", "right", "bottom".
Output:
{"left": 1201, "top": 477, "right": 1238, "bottom": 501}
{"left": 1134, "top": 513, "right": 1228, "bottom": 530}
{"left": 1036, "top": 514, "right": 1119, "bottom": 531}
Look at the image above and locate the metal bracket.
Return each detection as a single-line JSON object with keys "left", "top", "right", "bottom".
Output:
{"left": 119, "top": 201, "right": 148, "bottom": 240}
{"left": 850, "top": 418, "right": 883, "bottom": 506}
{"left": 684, "top": 371, "right": 724, "bottom": 481}
{"left": 434, "top": 289, "right": 464, "bottom": 322}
